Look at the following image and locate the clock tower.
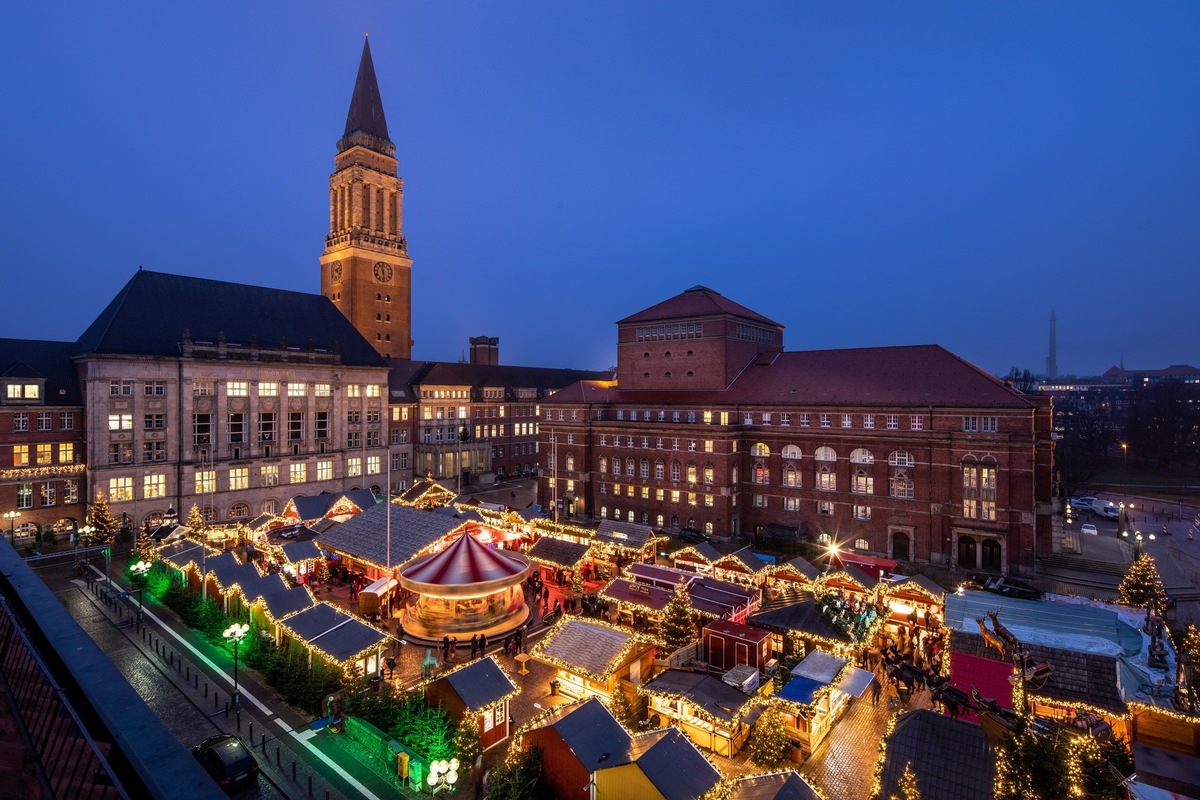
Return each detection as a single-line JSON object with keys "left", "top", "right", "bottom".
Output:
{"left": 320, "top": 36, "right": 413, "bottom": 359}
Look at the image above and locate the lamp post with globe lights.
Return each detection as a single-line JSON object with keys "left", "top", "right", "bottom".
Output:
{"left": 130, "top": 559, "right": 151, "bottom": 624}
{"left": 426, "top": 758, "right": 459, "bottom": 795}
{"left": 4, "top": 511, "right": 20, "bottom": 546}
{"left": 223, "top": 623, "right": 250, "bottom": 709}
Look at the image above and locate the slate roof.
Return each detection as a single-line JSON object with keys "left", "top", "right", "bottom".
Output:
{"left": 727, "top": 771, "right": 823, "bottom": 800}
{"left": 526, "top": 536, "right": 590, "bottom": 569}
{"left": 594, "top": 519, "right": 656, "bottom": 550}
{"left": 602, "top": 578, "right": 672, "bottom": 612}
{"left": 878, "top": 709, "right": 995, "bottom": 800}
{"left": 625, "top": 726, "right": 721, "bottom": 800}
{"left": 75, "top": 269, "right": 385, "bottom": 367}
{"left": 277, "top": 602, "right": 387, "bottom": 663}
{"left": 316, "top": 501, "right": 465, "bottom": 570}
{"left": 439, "top": 656, "right": 518, "bottom": 711}
{"left": 532, "top": 619, "right": 636, "bottom": 681}
{"left": 157, "top": 540, "right": 221, "bottom": 570}
{"left": 951, "top": 630, "right": 1126, "bottom": 713}
{"left": 205, "top": 553, "right": 261, "bottom": 591}
{"left": 547, "top": 344, "right": 1037, "bottom": 409}
{"left": 643, "top": 669, "right": 755, "bottom": 723}
{"left": 822, "top": 563, "right": 878, "bottom": 592}
{"left": 626, "top": 563, "right": 758, "bottom": 618}
{"left": 775, "top": 556, "right": 820, "bottom": 583}
{"left": 533, "top": 697, "right": 632, "bottom": 772}
{"left": 279, "top": 540, "right": 323, "bottom": 565}
{"left": 618, "top": 286, "right": 781, "bottom": 327}
{"left": 672, "top": 541, "right": 722, "bottom": 563}
{"left": 236, "top": 574, "right": 317, "bottom": 620}
{"left": 715, "top": 547, "right": 772, "bottom": 574}
{"left": 748, "top": 593, "right": 853, "bottom": 644}
{"left": 288, "top": 489, "right": 378, "bottom": 521}
{"left": 342, "top": 36, "right": 390, "bottom": 143}
{"left": 881, "top": 573, "right": 946, "bottom": 601}
{"left": 0, "top": 338, "right": 82, "bottom": 405}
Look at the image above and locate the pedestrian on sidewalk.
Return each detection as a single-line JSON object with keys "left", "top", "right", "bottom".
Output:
{"left": 542, "top": 587, "right": 549, "bottom": 605}
{"left": 470, "top": 633, "right": 479, "bottom": 659}
{"left": 450, "top": 635, "right": 458, "bottom": 659}
{"left": 479, "top": 632, "right": 488, "bottom": 655}
{"left": 515, "top": 628, "right": 524, "bottom": 653}
{"left": 386, "top": 655, "right": 396, "bottom": 679}
{"left": 872, "top": 675, "right": 882, "bottom": 706}
{"left": 397, "top": 621, "right": 405, "bottom": 645}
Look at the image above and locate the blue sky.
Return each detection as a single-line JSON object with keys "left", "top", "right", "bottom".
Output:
{"left": 2, "top": 3, "right": 1197, "bottom": 376}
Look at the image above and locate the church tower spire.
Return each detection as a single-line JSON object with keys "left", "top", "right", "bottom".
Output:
{"left": 320, "top": 35, "right": 413, "bottom": 359}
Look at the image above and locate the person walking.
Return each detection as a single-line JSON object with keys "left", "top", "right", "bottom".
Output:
{"left": 442, "top": 635, "right": 450, "bottom": 660}
{"left": 397, "top": 621, "right": 406, "bottom": 645}
{"left": 470, "top": 633, "right": 479, "bottom": 659}
{"left": 515, "top": 628, "right": 524, "bottom": 653}
{"left": 450, "top": 635, "right": 458, "bottom": 659}
{"left": 542, "top": 586, "right": 549, "bottom": 605}
{"left": 872, "top": 674, "right": 883, "bottom": 706}
{"left": 479, "top": 632, "right": 488, "bottom": 655}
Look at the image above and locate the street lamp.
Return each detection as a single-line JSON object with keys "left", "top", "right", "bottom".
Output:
{"left": 223, "top": 622, "right": 250, "bottom": 708}
{"left": 1121, "top": 443, "right": 1129, "bottom": 496}
{"left": 130, "top": 560, "right": 151, "bottom": 623}
{"left": 4, "top": 511, "right": 20, "bottom": 545}
{"left": 426, "top": 758, "right": 459, "bottom": 794}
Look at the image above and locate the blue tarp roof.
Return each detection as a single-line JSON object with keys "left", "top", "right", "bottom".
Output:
{"left": 778, "top": 677, "right": 826, "bottom": 705}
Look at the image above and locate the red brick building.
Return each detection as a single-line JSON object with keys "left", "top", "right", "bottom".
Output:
{"left": 538, "top": 287, "right": 1055, "bottom": 578}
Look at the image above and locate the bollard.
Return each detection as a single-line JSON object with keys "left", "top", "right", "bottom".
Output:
{"left": 249, "top": 722, "right": 253, "bottom": 742}
{"left": 214, "top": 692, "right": 219, "bottom": 709}
{"left": 204, "top": 683, "right": 208, "bottom": 698}
{"left": 186, "top": 666, "right": 190, "bottom": 681}
{"left": 262, "top": 734, "right": 267, "bottom": 752}
{"left": 236, "top": 711, "right": 241, "bottom": 730}
{"left": 224, "top": 701, "right": 229, "bottom": 718}
{"left": 276, "top": 746, "right": 280, "bottom": 766}
{"left": 308, "top": 776, "right": 312, "bottom": 795}
{"left": 194, "top": 673, "right": 198, "bottom": 689}
{"left": 292, "top": 761, "right": 296, "bottom": 781}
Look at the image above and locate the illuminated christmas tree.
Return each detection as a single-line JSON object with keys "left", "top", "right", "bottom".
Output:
{"left": 1117, "top": 553, "right": 1168, "bottom": 615}
{"left": 1182, "top": 622, "right": 1200, "bottom": 666}
{"left": 889, "top": 761, "right": 921, "bottom": 800}
{"left": 452, "top": 712, "right": 481, "bottom": 771}
{"left": 87, "top": 493, "right": 120, "bottom": 545}
{"left": 748, "top": 704, "right": 791, "bottom": 769}
{"left": 185, "top": 504, "right": 206, "bottom": 541}
{"left": 659, "top": 577, "right": 697, "bottom": 652}
{"left": 606, "top": 687, "right": 635, "bottom": 726}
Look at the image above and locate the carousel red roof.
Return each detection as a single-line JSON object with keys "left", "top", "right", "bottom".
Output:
{"left": 401, "top": 532, "right": 526, "bottom": 585}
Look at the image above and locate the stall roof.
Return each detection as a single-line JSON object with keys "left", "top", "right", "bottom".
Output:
{"left": 527, "top": 536, "right": 591, "bottom": 569}
{"left": 944, "top": 591, "right": 1142, "bottom": 657}
{"left": 316, "top": 501, "right": 466, "bottom": 570}
{"left": 703, "top": 619, "right": 772, "bottom": 644}
{"left": 624, "top": 727, "right": 722, "bottom": 800}
{"left": 206, "top": 553, "right": 261, "bottom": 591}
{"left": 279, "top": 539, "right": 323, "bottom": 565}
{"left": 748, "top": 595, "right": 853, "bottom": 645}
{"left": 881, "top": 573, "right": 946, "bottom": 601}
{"left": 726, "top": 771, "right": 823, "bottom": 800}
{"left": 278, "top": 602, "right": 387, "bottom": 664}
{"left": 773, "top": 556, "right": 820, "bottom": 583}
{"left": 529, "top": 697, "right": 632, "bottom": 772}
{"left": 157, "top": 540, "right": 221, "bottom": 570}
{"left": 821, "top": 563, "right": 878, "bottom": 592}
{"left": 791, "top": 650, "right": 846, "bottom": 684}
{"left": 262, "top": 584, "right": 317, "bottom": 621}
{"left": 714, "top": 547, "right": 772, "bottom": 574}
{"left": 437, "top": 656, "right": 518, "bottom": 711}
{"left": 877, "top": 710, "right": 995, "bottom": 800}
{"left": 602, "top": 579, "right": 672, "bottom": 612}
{"left": 671, "top": 541, "right": 722, "bottom": 563}
{"left": 643, "top": 669, "right": 756, "bottom": 723}
{"left": 594, "top": 519, "right": 657, "bottom": 550}
{"left": 532, "top": 619, "right": 638, "bottom": 681}
{"left": 286, "top": 489, "right": 378, "bottom": 522}
{"left": 836, "top": 552, "right": 897, "bottom": 576}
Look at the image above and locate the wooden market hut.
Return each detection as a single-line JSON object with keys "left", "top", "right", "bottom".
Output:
{"left": 520, "top": 698, "right": 631, "bottom": 800}
{"left": 590, "top": 519, "right": 659, "bottom": 580}
{"left": 156, "top": 539, "right": 223, "bottom": 593}
{"left": 702, "top": 619, "right": 773, "bottom": 673}
{"left": 877, "top": 573, "right": 946, "bottom": 629}
{"left": 233, "top": 572, "right": 317, "bottom": 641}
{"left": 641, "top": 668, "right": 757, "bottom": 757}
{"left": 275, "top": 601, "right": 390, "bottom": 676}
{"left": 626, "top": 563, "right": 760, "bottom": 623}
{"left": 204, "top": 552, "right": 263, "bottom": 613}
{"left": 526, "top": 536, "right": 591, "bottom": 585}
{"left": 282, "top": 489, "right": 378, "bottom": 527}
{"left": 670, "top": 542, "right": 722, "bottom": 575}
{"left": 396, "top": 478, "right": 456, "bottom": 509}
{"left": 594, "top": 727, "right": 722, "bottom": 800}
{"left": 772, "top": 650, "right": 874, "bottom": 756}
{"left": 818, "top": 563, "right": 879, "bottom": 600}
{"left": 876, "top": 710, "right": 995, "bottom": 800}
{"left": 765, "top": 556, "right": 821, "bottom": 601}
{"left": 710, "top": 547, "right": 773, "bottom": 588}
{"left": 315, "top": 501, "right": 467, "bottom": 584}
{"left": 747, "top": 592, "right": 862, "bottom": 660}
{"left": 530, "top": 618, "right": 657, "bottom": 703}
{"left": 276, "top": 539, "right": 324, "bottom": 585}
{"left": 423, "top": 656, "right": 519, "bottom": 752}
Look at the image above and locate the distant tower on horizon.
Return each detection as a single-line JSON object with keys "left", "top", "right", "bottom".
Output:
{"left": 319, "top": 36, "right": 413, "bottom": 359}
{"left": 1046, "top": 311, "right": 1058, "bottom": 379}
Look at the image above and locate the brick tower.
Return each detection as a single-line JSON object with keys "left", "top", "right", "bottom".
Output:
{"left": 320, "top": 36, "right": 413, "bottom": 359}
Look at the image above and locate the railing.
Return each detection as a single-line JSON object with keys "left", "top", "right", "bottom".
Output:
{"left": 0, "top": 595, "right": 126, "bottom": 799}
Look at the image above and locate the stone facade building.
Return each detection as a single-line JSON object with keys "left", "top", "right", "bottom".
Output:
{"left": 538, "top": 287, "right": 1055, "bottom": 578}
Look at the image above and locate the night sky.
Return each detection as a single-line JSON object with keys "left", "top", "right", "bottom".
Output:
{"left": 4, "top": 3, "right": 1197, "bottom": 377}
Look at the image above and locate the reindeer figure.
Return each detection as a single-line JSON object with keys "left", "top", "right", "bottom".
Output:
{"left": 987, "top": 609, "right": 1020, "bottom": 652}
{"left": 976, "top": 616, "right": 1007, "bottom": 658}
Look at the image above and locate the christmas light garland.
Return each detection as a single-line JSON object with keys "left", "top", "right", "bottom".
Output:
{"left": 868, "top": 707, "right": 902, "bottom": 800}
{"left": 0, "top": 464, "right": 86, "bottom": 480}
{"left": 411, "top": 656, "right": 521, "bottom": 714}
{"left": 528, "top": 616, "right": 658, "bottom": 683}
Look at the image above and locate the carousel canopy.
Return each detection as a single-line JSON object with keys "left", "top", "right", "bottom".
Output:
{"left": 402, "top": 532, "right": 526, "bottom": 585}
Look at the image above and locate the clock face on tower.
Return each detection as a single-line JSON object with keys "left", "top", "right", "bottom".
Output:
{"left": 373, "top": 262, "right": 393, "bottom": 283}
{"left": 330, "top": 261, "right": 343, "bottom": 283}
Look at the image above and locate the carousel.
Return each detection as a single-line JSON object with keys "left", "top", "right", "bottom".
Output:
{"left": 398, "top": 531, "right": 532, "bottom": 640}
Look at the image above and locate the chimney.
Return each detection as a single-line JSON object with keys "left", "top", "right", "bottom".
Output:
{"left": 469, "top": 336, "right": 499, "bottom": 366}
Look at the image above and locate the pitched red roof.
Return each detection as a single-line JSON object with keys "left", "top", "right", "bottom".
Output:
{"left": 618, "top": 286, "right": 781, "bottom": 327}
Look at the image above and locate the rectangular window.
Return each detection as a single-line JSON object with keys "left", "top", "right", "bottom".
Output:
{"left": 40, "top": 482, "right": 55, "bottom": 507}
{"left": 816, "top": 470, "right": 836, "bottom": 491}
{"left": 687, "top": 492, "right": 697, "bottom": 506}
{"left": 852, "top": 473, "right": 874, "bottom": 494}
{"left": 12, "top": 445, "right": 29, "bottom": 466}
{"left": 841, "top": 414, "right": 853, "bottom": 428}
{"left": 886, "top": 415, "right": 899, "bottom": 430}
{"left": 819, "top": 413, "right": 831, "bottom": 428}
{"left": 288, "top": 382, "right": 306, "bottom": 397}
{"left": 259, "top": 382, "right": 278, "bottom": 397}
{"left": 59, "top": 412, "right": 75, "bottom": 429}
{"left": 16, "top": 483, "right": 33, "bottom": 509}
{"left": 366, "top": 385, "right": 380, "bottom": 398}
{"left": 367, "top": 455, "right": 381, "bottom": 475}
{"left": 688, "top": 439, "right": 697, "bottom": 452}
{"left": 347, "top": 457, "right": 362, "bottom": 477}
{"left": 743, "top": 412, "right": 753, "bottom": 425}
{"left": 671, "top": 490, "right": 681, "bottom": 504}
{"left": 258, "top": 412, "right": 276, "bottom": 442}
{"left": 963, "top": 416, "right": 979, "bottom": 433}
{"left": 753, "top": 494, "right": 767, "bottom": 508}
{"left": 13, "top": 413, "right": 28, "bottom": 432}
{"left": 347, "top": 385, "right": 362, "bottom": 398}
{"left": 290, "top": 463, "right": 307, "bottom": 484}
{"left": 144, "top": 413, "right": 165, "bottom": 430}
{"left": 982, "top": 416, "right": 998, "bottom": 433}
{"left": 227, "top": 381, "right": 249, "bottom": 397}
{"left": 110, "top": 476, "right": 133, "bottom": 502}
{"left": 261, "top": 465, "right": 279, "bottom": 487}
{"left": 905, "top": 415, "right": 920, "bottom": 430}
{"left": 228, "top": 468, "right": 249, "bottom": 491}
{"left": 64, "top": 480, "right": 78, "bottom": 504}
{"left": 110, "top": 380, "right": 134, "bottom": 396}
{"left": 58, "top": 443, "right": 74, "bottom": 463}
{"left": 36, "top": 444, "right": 52, "bottom": 464}
{"left": 315, "top": 411, "right": 329, "bottom": 440}
{"left": 145, "top": 380, "right": 166, "bottom": 396}
{"left": 109, "top": 414, "right": 133, "bottom": 430}
{"left": 762, "top": 412, "right": 772, "bottom": 424}
{"left": 192, "top": 414, "right": 212, "bottom": 446}
{"left": 780, "top": 413, "right": 790, "bottom": 426}
{"left": 656, "top": 488, "right": 665, "bottom": 501}
{"left": 863, "top": 414, "right": 874, "bottom": 429}
{"left": 783, "top": 497, "right": 800, "bottom": 511}
{"left": 143, "top": 441, "right": 166, "bottom": 462}
{"left": 288, "top": 412, "right": 304, "bottom": 441}
{"left": 817, "top": 500, "right": 833, "bottom": 516}
{"left": 799, "top": 413, "right": 810, "bottom": 427}
{"left": 312, "top": 383, "right": 331, "bottom": 398}
{"left": 317, "top": 461, "right": 332, "bottom": 481}
{"left": 347, "top": 431, "right": 361, "bottom": 448}
{"left": 853, "top": 505, "right": 872, "bottom": 520}
{"left": 228, "top": 413, "right": 245, "bottom": 443}
{"left": 195, "top": 470, "right": 215, "bottom": 495}
{"left": 192, "top": 381, "right": 214, "bottom": 397}
{"left": 37, "top": 412, "right": 53, "bottom": 431}
{"left": 704, "top": 494, "right": 714, "bottom": 508}
{"left": 144, "top": 474, "right": 166, "bottom": 499}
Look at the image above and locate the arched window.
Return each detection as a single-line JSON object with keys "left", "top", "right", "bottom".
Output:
{"left": 888, "top": 450, "right": 915, "bottom": 467}
{"left": 705, "top": 521, "right": 714, "bottom": 535}
{"left": 601, "top": 506, "right": 608, "bottom": 519}
{"left": 641, "top": 512, "right": 649, "bottom": 525}
{"left": 850, "top": 448, "right": 874, "bottom": 465}
{"left": 814, "top": 446, "right": 837, "bottom": 462}
{"left": 370, "top": 484, "right": 382, "bottom": 496}
{"left": 753, "top": 462, "right": 769, "bottom": 484}
{"left": 599, "top": 456, "right": 608, "bottom": 472}
{"left": 703, "top": 463, "right": 714, "bottom": 484}
{"left": 671, "top": 515, "right": 679, "bottom": 529}
{"left": 784, "top": 464, "right": 799, "bottom": 487}
{"left": 640, "top": 459, "right": 650, "bottom": 479}
{"left": 656, "top": 514, "right": 665, "bottom": 528}
{"left": 626, "top": 457, "right": 636, "bottom": 476}
{"left": 565, "top": 453, "right": 575, "bottom": 471}
{"left": 655, "top": 459, "right": 665, "bottom": 480}
{"left": 687, "top": 462, "right": 698, "bottom": 483}
{"left": 817, "top": 533, "right": 832, "bottom": 546}
{"left": 816, "top": 465, "right": 836, "bottom": 491}
{"left": 753, "top": 443, "right": 770, "bottom": 457}
{"left": 731, "top": 465, "right": 739, "bottom": 484}
{"left": 671, "top": 461, "right": 681, "bottom": 481}
{"left": 781, "top": 444, "right": 802, "bottom": 460}
{"left": 855, "top": 538, "right": 869, "bottom": 551}
{"left": 228, "top": 503, "right": 250, "bottom": 518}
{"left": 628, "top": 510, "right": 635, "bottom": 523}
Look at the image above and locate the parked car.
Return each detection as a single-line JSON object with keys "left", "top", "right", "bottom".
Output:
{"left": 1096, "top": 503, "right": 1119, "bottom": 520}
{"left": 678, "top": 527, "right": 710, "bottom": 545}
{"left": 1069, "top": 496, "right": 1096, "bottom": 510}
{"left": 971, "top": 574, "right": 1044, "bottom": 601}
{"left": 193, "top": 733, "right": 259, "bottom": 791}
{"left": 1080, "top": 523, "right": 1099, "bottom": 536}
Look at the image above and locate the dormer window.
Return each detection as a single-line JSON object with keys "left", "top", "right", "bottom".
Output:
{"left": 3, "top": 382, "right": 43, "bottom": 404}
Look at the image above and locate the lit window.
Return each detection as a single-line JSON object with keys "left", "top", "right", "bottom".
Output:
{"left": 229, "top": 468, "right": 249, "bottom": 491}
{"left": 36, "top": 444, "right": 52, "bottom": 464}
{"left": 367, "top": 456, "right": 381, "bottom": 475}
{"left": 144, "top": 474, "right": 167, "bottom": 499}
{"left": 347, "top": 457, "right": 362, "bottom": 477}
{"left": 317, "top": 461, "right": 332, "bottom": 481}
{"left": 347, "top": 385, "right": 362, "bottom": 398}
{"left": 195, "top": 470, "right": 215, "bottom": 494}
{"left": 108, "top": 414, "right": 133, "bottom": 430}
{"left": 259, "top": 382, "right": 278, "bottom": 397}
{"left": 315, "top": 384, "right": 332, "bottom": 397}
{"left": 290, "top": 463, "right": 307, "bottom": 484}
{"left": 109, "top": 477, "right": 133, "bottom": 502}
{"left": 288, "top": 382, "right": 306, "bottom": 397}
{"left": 12, "top": 445, "right": 29, "bottom": 466}
{"left": 228, "top": 381, "right": 249, "bottom": 397}
{"left": 193, "top": 381, "right": 214, "bottom": 396}
{"left": 58, "top": 443, "right": 74, "bottom": 463}
{"left": 261, "top": 465, "right": 279, "bottom": 486}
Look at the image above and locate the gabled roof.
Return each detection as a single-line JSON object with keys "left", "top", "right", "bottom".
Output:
{"left": 75, "top": 269, "right": 385, "bottom": 367}
{"left": 625, "top": 726, "right": 722, "bottom": 800}
{"left": 527, "top": 536, "right": 591, "bottom": 569}
{"left": 316, "top": 501, "right": 465, "bottom": 570}
{"left": 594, "top": 519, "right": 656, "bottom": 550}
{"left": 277, "top": 602, "right": 387, "bottom": 664}
{"left": 156, "top": 540, "right": 221, "bottom": 571}
{"left": 531, "top": 697, "right": 632, "bottom": 772}
{"left": 821, "top": 563, "right": 878, "bottom": 592}
{"left": 279, "top": 540, "right": 323, "bottom": 565}
{"left": 206, "top": 553, "right": 260, "bottom": 591}
{"left": 727, "top": 771, "right": 823, "bottom": 800}
{"left": 714, "top": 547, "right": 772, "bottom": 574}
{"left": 618, "top": 286, "right": 781, "bottom": 327}
{"left": 878, "top": 710, "right": 995, "bottom": 800}
{"left": 437, "top": 656, "right": 518, "bottom": 711}
{"left": 880, "top": 573, "right": 946, "bottom": 602}
{"left": 287, "top": 489, "right": 378, "bottom": 522}
{"left": 643, "top": 669, "right": 756, "bottom": 722}
{"left": 672, "top": 541, "right": 722, "bottom": 563}
{"left": 0, "top": 338, "right": 82, "bottom": 405}
{"left": 397, "top": 478, "right": 455, "bottom": 507}
{"left": 532, "top": 619, "right": 638, "bottom": 681}
{"left": 748, "top": 594, "right": 853, "bottom": 644}
{"left": 775, "top": 556, "right": 820, "bottom": 583}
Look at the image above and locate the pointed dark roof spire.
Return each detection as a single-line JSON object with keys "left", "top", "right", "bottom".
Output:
{"left": 338, "top": 35, "right": 395, "bottom": 156}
